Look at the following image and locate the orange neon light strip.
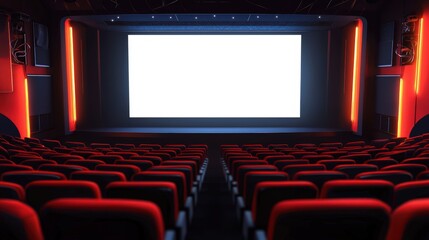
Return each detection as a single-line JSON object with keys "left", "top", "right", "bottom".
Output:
{"left": 69, "top": 26, "right": 77, "bottom": 123}
{"left": 24, "top": 78, "right": 31, "bottom": 138}
{"left": 415, "top": 18, "right": 424, "bottom": 94}
{"left": 351, "top": 26, "right": 359, "bottom": 124}
{"left": 397, "top": 78, "right": 404, "bottom": 137}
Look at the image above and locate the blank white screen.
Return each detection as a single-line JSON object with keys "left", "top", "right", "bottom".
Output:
{"left": 128, "top": 34, "right": 301, "bottom": 118}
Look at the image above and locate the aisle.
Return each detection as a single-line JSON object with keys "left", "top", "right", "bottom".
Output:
{"left": 186, "top": 147, "right": 241, "bottom": 240}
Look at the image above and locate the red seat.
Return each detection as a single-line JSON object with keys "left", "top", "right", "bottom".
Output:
{"left": 252, "top": 181, "right": 318, "bottom": 230}
{"left": 339, "top": 154, "right": 372, "bottom": 163}
{"left": 365, "top": 158, "right": 399, "bottom": 168}
{"left": 321, "top": 180, "right": 394, "bottom": 206}
{"left": 70, "top": 171, "right": 126, "bottom": 195}
{"left": 133, "top": 171, "right": 187, "bottom": 207}
{"left": 334, "top": 164, "right": 378, "bottom": 178}
{"left": 268, "top": 199, "right": 390, "bottom": 240}
{"left": 382, "top": 163, "right": 427, "bottom": 178}
{"left": 106, "top": 181, "right": 179, "bottom": 229}
{"left": 356, "top": 170, "right": 413, "bottom": 185}
{"left": 0, "top": 164, "right": 33, "bottom": 176}
{"left": 64, "top": 159, "right": 105, "bottom": 170}
{"left": 115, "top": 160, "right": 153, "bottom": 171}
{"left": 0, "top": 199, "right": 43, "bottom": 240}
{"left": 2, "top": 171, "right": 66, "bottom": 187}
{"left": 40, "top": 199, "right": 165, "bottom": 240}
{"left": 95, "top": 164, "right": 140, "bottom": 180}
{"left": 20, "top": 159, "right": 57, "bottom": 169}
{"left": 282, "top": 164, "right": 326, "bottom": 178}
{"left": 274, "top": 160, "right": 309, "bottom": 170}
{"left": 293, "top": 170, "right": 348, "bottom": 189}
{"left": 387, "top": 199, "right": 429, "bottom": 240}
{"left": 393, "top": 180, "right": 429, "bottom": 208}
{"left": 26, "top": 180, "right": 101, "bottom": 211}
{"left": 243, "top": 171, "right": 288, "bottom": 207}
{"left": 0, "top": 181, "right": 25, "bottom": 201}
{"left": 317, "top": 159, "right": 356, "bottom": 170}
{"left": 88, "top": 154, "right": 124, "bottom": 164}
{"left": 38, "top": 164, "right": 89, "bottom": 178}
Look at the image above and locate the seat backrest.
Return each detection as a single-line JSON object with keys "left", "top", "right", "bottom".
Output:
{"left": 268, "top": 199, "right": 390, "bottom": 240}
{"left": 317, "top": 159, "right": 356, "bottom": 170}
{"left": 0, "top": 181, "right": 25, "bottom": 201}
{"left": 382, "top": 164, "right": 427, "bottom": 178}
{"left": 70, "top": 171, "right": 126, "bottom": 195}
{"left": 40, "top": 198, "right": 164, "bottom": 240}
{"left": 282, "top": 164, "right": 326, "bottom": 178}
{"left": 387, "top": 199, "right": 429, "bottom": 240}
{"left": 2, "top": 171, "right": 66, "bottom": 187}
{"left": 88, "top": 154, "right": 124, "bottom": 164}
{"left": 0, "top": 199, "right": 44, "bottom": 240}
{"left": 115, "top": 160, "right": 153, "bottom": 171}
{"left": 132, "top": 171, "right": 187, "bottom": 207}
{"left": 95, "top": 164, "right": 140, "bottom": 180}
{"left": 64, "top": 160, "right": 105, "bottom": 170}
{"left": 356, "top": 170, "right": 413, "bottom": 185}
{"left": 149, "top": 166, "right": 193, "bottom": 193}
{"left": 236, "top": 165, "right": 278, "bottom": 191}
{"left": 106, "top": 181, "right": 178, "bottom": 229}
{"left": 20, "top": 159, "right": 57, "bottom": 169}
{"left": 274, "top": 160, "right": 309, "bottom": 170}
{"left": 334, "top": 164, "right": 378, "bottom": 178}
{"left": 38, "top": 164, "right": 89, "bottom": 178}
{"left": 393, "top": 180, "right": 429, "bottom": 208}
{"left": 321, "top": 179, "right": 394, "bottom": 206}
{"left": 26, "top": 180, "right": 101, "bottom": 211}
{"left": 252, "top": 181, "right": 318, "bottom": 230}
{"left": 0, "top": 164, "right": 33, "bottom": 176}
{"left": 339, "top": 154, "right": 372, "bottom": 163}
{"left": 365, "top": 159, "right": 399, "bottom": 168}
{"left": 293, "top": 170, "right": 348, "bottom": 189}
{"left": 243, "top": 171, "right": 288, "bottom": 207}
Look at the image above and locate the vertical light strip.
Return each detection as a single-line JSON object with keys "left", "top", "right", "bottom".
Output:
{"left": 69, "top": 26, "right": 77, "bottom": 123}
{"left": 351, "top": 26, "right": 359, "bottom": 124}
{"left": 24, "top": 78, "right": 31, "bottom": 138}
{"left": 397, "top": 78, "right": 404, "bottom": 137}
{"left": 415, "top": 18, "right": 424, "bottom": 95}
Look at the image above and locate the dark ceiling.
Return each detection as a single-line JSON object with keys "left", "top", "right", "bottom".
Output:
{"left": 37, "top": 0, "right": 386, "bottom": 15}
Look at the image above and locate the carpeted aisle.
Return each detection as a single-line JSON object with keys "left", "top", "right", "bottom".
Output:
{"left": 186, "top": 146, "right": 241, "bottom": 240}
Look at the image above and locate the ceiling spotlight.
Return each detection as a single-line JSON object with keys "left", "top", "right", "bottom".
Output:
{"left": 116, "top": 16, "right": 120, "bottom": 19}
{"left": 151, "top": 16, "right": 155, "bottom": 19}
{"left": 318, "top": 15, "right": 322, "bottom": 19}
{"left": 232, "top": 16, "right": 235, "bottom": 19}
{"left": 275, "top": 15, "right": 279, "bottom": 19}
{"left": 213, "top": 15, "right": 216, "bottom": 18}
{"left": 195, "top": 16, "right": 198, "bottom": 20}
{"left": 110, "top": 19, "right": 114, "bottom": 22}
{"left": 169, "top": 16, "right": 172, "bottom": 19}
{"left": 256, "top": 16, "right": 259, "bottom": 19}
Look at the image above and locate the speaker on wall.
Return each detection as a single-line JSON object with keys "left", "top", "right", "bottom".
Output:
{"left": 33, "top": 22, "right": 50, "bottom": 67}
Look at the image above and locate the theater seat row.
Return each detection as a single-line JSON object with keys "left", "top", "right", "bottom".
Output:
{"left": 0, "top": 135, "right": 209, "bottom": 240}
{"left": 222, "top": 133, "right": 429, "bottom": 240}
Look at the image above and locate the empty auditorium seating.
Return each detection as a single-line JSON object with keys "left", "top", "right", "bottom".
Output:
{"left": 70, "top": 170, "right": 126, "bottom": 195}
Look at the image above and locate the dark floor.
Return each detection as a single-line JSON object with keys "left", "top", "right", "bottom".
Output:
{"left": 186, "top": 146, "right": 241, "bottom": 240}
